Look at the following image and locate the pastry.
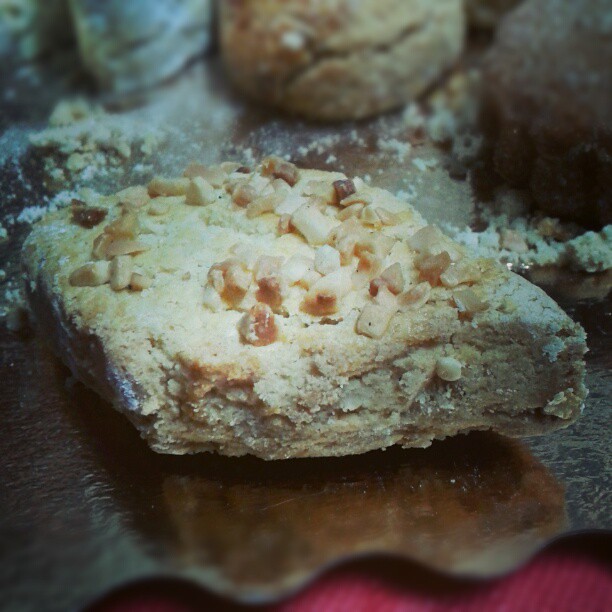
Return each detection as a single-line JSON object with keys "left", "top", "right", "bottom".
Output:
{"left": 220, "top": 0, "right": 465, "bottom": 120}
{"left": 68, "top": 0, "right": 213, "bottom": 92}
{"left": 481, "top": 0, "right": 612, "bottom": 227}
{"left": 22, "top": 158, "right": 587, "bottom": 459}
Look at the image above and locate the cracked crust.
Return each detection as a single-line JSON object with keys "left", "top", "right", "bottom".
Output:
{"left": 220, "top": 0, "right": 465, "bottom": 120}
{"left": 22, "top": 164, "right": 587, "bottom": 459}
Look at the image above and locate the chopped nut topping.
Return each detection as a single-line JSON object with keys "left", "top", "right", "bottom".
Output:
{"left": 376, "top": 208, "right": 400, "bottom": 226}
{"left": 303, "top": 268, "right": 352, "bottom": 315}
{"left": 314, "top": 245, "right": 341, "bottom": 275}
{"left": 109, "top": 255, "right": 133, "bottom": 291}
{"left": 453, "top": 288, "right": 488, "bottom": 315}
{"left": 236, "top": 165, "right": 251, "bottom": 174}
{"left": 282, "top": 255, "right": 314, "bottom": 285}
{"left": 417, "top": 251, "right": 452, "bottom": 286}
{"left": 116, "top": 186, "right": 150, "bottom": 208}
{"left": 208, "top": 259, "right": 252, "bottom": 305}
{"left": 92, "top": 233, "right": 112, "bottom": 259}
{"left": 232, "top": 183, "right": 257, "bottom": 208}
{"left": 238, "top": 303, "right": 278, "bottom": 346}
{"left": 104, "top": 239, "right": 149, "bottom": 258}
{"left": 203, "top": 285, "right": 225, "bottom": 311}
{"left": 435, "top": 357, "right": 462, "bottom": 382}
{"left": 300, "top": 270, "right": 323, "bottom": 290}
{"left": 291, "top": 203, "right": 338, "bottom": 245}
{"left": 398, "top": 282, "right": 431, "bottom": 309}
{"left": 148, "top": 176, "right": 190, "bottom": 197}
{"left": 261, "top": 156, "right": 299, "bottom": 186}
{"left": 277, "top": 213, "right": 293, "bottom": 234}
{"left": 254, "top": 256, "right": 284, "bottom": 281}
{"left": 371, "top": 262, "right": 405, "bottom": 295}
{"left": 339, "top": 190, "right": 373, "bottom": 208}
{"left": 500, "top": 229, "right": 529, "bottom": 253}
{"left": 72, "top": 203, "right": 107, "bottom": 229}
{"left": 69, "top": 261, "right": 110, "bottom": 287}
{"left": 303, "top": 180, "right": 336, "bottom": 203}
{"left": 356, "top": 301, "right": 396, "bottom": 338}
{"left": 129, "top": 272, "right": 153, "bottom": 291}
{"left": 256, "top": 276, "right": 285, "bottom": 310}
{"left": 440, "top": 261, "right": 482, "bottom": 288}
{"left": 186, "top": 177, "right": 216, "bottom": 206}
{"left": 246, "top": 192, "right": 284, "bottom": 218}
{"left": 105, "top": 211, "right": 139, "bottom": 238}
{"left": 183, "top": 163, "right": 226, "bottom": 187}
{"left": 357, "top": 251, "right": 382, "bottom": 278}
{"left": 408, "top": 225, "right": 462, "bottom": 262}
{"left": 333, "top": 179, "right": 356, "bottom": 203}
{"left": 337, "top": 202, "right": 365, "bottom": 221}
{"left": 360, "top": 205, "right": 382, "bottom": 226}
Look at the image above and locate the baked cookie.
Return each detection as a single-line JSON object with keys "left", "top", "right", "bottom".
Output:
{"left": 68, "top": 0, "right": 213, "bottom": 92}
{"left": 220, "top": 0, "right": 465, "bottom": 120}
{"left": 22, "top": 159, "right": 586, "bottom": 459}
{"left": 481, "top": 0, "right": 612, "bottom": 227}
{"left": 465, "top": 0, "right": 521, "bottom": 29}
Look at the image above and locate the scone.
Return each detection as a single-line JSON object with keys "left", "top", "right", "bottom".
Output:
{"left": 481, "top": 0, "right": 611, "bottom": 227}
{"left": 220, "top": 0, "right": 465, "bottom": 120}
{"left": 68, "top": 0, "right": 213, "bottom": 92}
{"left": 22, "top": 158, "right": 587, "bottom": 459}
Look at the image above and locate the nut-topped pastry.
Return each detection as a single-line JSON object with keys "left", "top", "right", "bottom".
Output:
{"left": 22, "top": 159, "right": 587, "bottom": 459}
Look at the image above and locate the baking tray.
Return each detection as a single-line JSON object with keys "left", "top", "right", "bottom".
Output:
{"left": 0, "top": 56, "right": 610, "bottom": 612}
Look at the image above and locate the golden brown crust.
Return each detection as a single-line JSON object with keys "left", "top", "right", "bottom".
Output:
{"left": 220, "top": 0, "right": 465, "bottom": 120}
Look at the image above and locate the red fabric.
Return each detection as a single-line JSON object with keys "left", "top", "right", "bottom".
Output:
{"left": 90, "top": 538, "right": 612, "bottom": 612}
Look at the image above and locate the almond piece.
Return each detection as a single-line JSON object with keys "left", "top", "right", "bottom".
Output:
{"left": 398, "top": 282, "right": 431, "bottom": 309}
{"left": 500, "top": 229, "right": 529, "bottom": 253}
{"left": 303, "top": 268, "right": 352, "bottom": 315}
{"left": 238, "top": 303, "right": 278, "bottom": 346}
{"left": 282, "top": 255, "right": 314, "bottom": 285}
{"left": 148, "top": 176, "right": 190, "bottom": 197}
{"left": 291, "top": 203, "right": 338, "bottom": 245}
{"left": 105, "top": 211, "right": 139, "bottom": 238}
{"left": 109, "top": 255, "right": 133, "bottom": 291}
{"left": 453, "top": 288, "right": 488, "bottom": 315}
{"left": 277, "top": 213, "right": 293, "bottom": 235}
{"left": 356, "top": 301, "right": 395, "bottom": 338}
{"left": 129, "top": 272, "right": 153, "bottom": 291}
{"left": 333, "top": 179, "right": 356, "bottom": 204}
{"left": 116, "top": 185, "right": 150, "bottom": 208}
{"left": 435, "top": 357, "right": 462, "bottom": 382}
{"left": 440, "top": 261, "right": 482, "bottom": 288}
{"left": 261, "top": 156, "right": 299, "bottom": 186}
{"left": 246, "top": 192, "right": 284, "bottom": 218}
{"left": 417, "top": 251, "right": 452, "bottom": 286}
{"left": 104, "top": 239, "right": 149, "bottom": 258}
{"left": 232, "top": 183, "right": 257, "bottom": 208}
{"left": 186, "top": 177, "right": 216, "bottom": 206}
{"left": 314, "top": 245, "right": 341, "bottom": 275}
{"left": 380, "top": 262, "right": 405, "bottom": 294}
{"left": 337, "top": 203, "right": 365, "bottom": 221}
{"left": 69, "top": 261, "right": 110, "bottom": 287}
{"left": 183, "top": 163, "right": 226, "bottom": 187}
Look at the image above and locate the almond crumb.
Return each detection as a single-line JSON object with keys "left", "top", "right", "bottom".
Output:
{"left": 148, "top": 176, "right": 190, "bottom": 197}
{"left": 232, "top": 183, "right": 257, "bottom": 207}
{"left": 314, "top": 245, "right": 341, "bottom": 275}
{"left": 398, "top": 282, "right": 431, "bottom": 309}
{"left": 238, "top": 304, "right": 278, "bottom": 346}
{"left": 417, "top": 251, "right": 452, "bottom": 286}
{"left": 435, "top": 357, "right": 462, "bottom": 382}
{"left": 356, "top": 301, "right": 395, "bottom": 338}
{"left": 261, "top": 156, "right": 299, "bottom": 186}
{"left": 333, "top": 179, "right": 356, "bottom": 203}
{"left": 69, "top": 261, "right": 110, "bottom": 287}
{"left": 186, "top": 177, "right": 216, "bottom": 206}
{"left": 129, "top": 272, "right": 153, "bottom": 291}
{"left": 109, "top": 255, "right": 133, "bottom": 291}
